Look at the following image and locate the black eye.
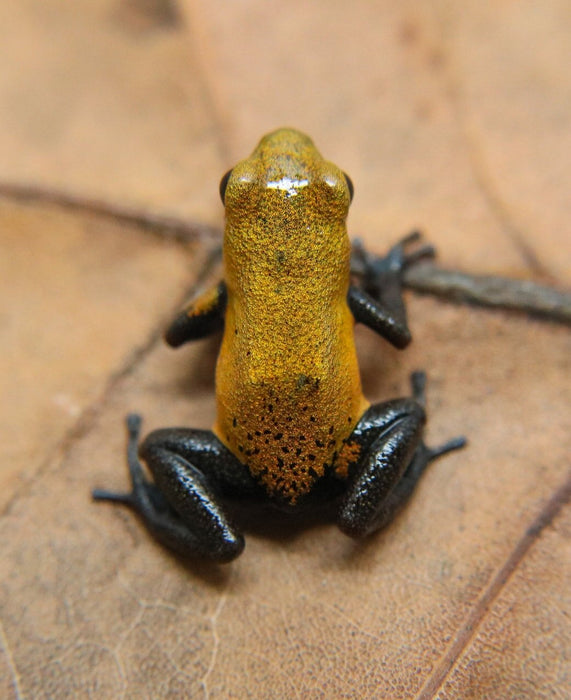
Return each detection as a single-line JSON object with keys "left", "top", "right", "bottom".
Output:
{"left": 219, "top": 169, "right": 233, "bottom": 203}
{"left": 343, "top": 173, "right": 354, "bottom": 202}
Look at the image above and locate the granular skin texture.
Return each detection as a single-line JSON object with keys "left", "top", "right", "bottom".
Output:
{"left": 213, "top": 129, "right": 369, "bottom": 504}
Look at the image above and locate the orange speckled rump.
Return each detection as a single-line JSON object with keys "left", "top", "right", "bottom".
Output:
{"left": 213, "top": 130, "right": 369, "bottom": 503}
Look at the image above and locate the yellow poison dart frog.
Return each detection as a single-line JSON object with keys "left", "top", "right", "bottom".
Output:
{"left": 94, "top": 129, "right": 465, "bottom": 562}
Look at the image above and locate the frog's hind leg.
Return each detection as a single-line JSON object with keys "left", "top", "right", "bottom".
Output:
{"left": 337, "top": 372, "right": 466, "bottom": 538}
{"left": 93, "top": 415, "right": 259, "bottom": 562}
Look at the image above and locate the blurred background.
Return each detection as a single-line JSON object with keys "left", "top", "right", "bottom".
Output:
{"left": 2, "top": 0, "right": 569, "bottom": 274}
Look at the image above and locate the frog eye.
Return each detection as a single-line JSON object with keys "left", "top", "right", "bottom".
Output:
{"left": 343, "top": 173, "right": 354, "bottom": 202}
{"left": 219, "top": 169, "right": 233, "bottom": 203}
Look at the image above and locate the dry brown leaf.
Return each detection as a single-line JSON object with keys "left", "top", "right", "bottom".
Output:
{"left": 1, "top": 1, "right": 569, "bottom": 698}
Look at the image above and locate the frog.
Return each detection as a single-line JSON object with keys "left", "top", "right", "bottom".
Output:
{"left": 93, "top": 128, "right": 466, "bottom": 562}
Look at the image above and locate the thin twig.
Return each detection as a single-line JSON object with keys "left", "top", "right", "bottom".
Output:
{"left": 1, "top": 180, "right": 569, "bottom": 325}
{"left": 403, "top": 264, "right": 571, "bottom": 326}
{"left": 0, "top": 181, "right": 220, "bottom": 243}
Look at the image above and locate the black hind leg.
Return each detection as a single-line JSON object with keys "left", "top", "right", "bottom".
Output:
{"left": 93, "top": 415, "right": 259, "bottom": 562}
{"left": 338, "top": 372, "right": 466, "bottom": 537}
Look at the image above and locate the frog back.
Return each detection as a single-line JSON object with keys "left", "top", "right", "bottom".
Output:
{"left": 213, "top": 129, "right": 368, "bottom": 504}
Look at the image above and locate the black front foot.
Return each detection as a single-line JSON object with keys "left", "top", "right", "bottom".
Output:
{"left": 351, "top": 231, "right": 435, "bottom": 298}
{"left": 350, "top": 233, "right": 436, "bottom": 345}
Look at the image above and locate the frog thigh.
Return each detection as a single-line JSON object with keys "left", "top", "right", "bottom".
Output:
{"left": 94, "top": 416, "right": 259, "bottom": 562}
{"left": 337, "top": 373, "right": 466, "bottom": 537}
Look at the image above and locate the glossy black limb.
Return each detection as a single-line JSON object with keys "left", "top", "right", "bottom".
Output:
{"left": 349, "top": 233, "right": 435, "bottom": 346}
{"left": 337, "top": 372, "right": 466, "bottom": 538}
{"left": 93, "top": 415, "right": 260, "bottom": 562}
{"left": 347, "top": 286, "right": 412, "bottom": 348}
{"left": 351, "top": 232, "right": 436, "bottom": 296}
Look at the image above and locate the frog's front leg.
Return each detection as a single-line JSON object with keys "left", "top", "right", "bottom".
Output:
{"left": 337, "top": 372, "right": 465, "bottom": 538}
{"left": 93, "top": 415, "right": 259, "bottom": 562}
{"left": 349, "top": 232, "right": 435, "bottom": 348}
